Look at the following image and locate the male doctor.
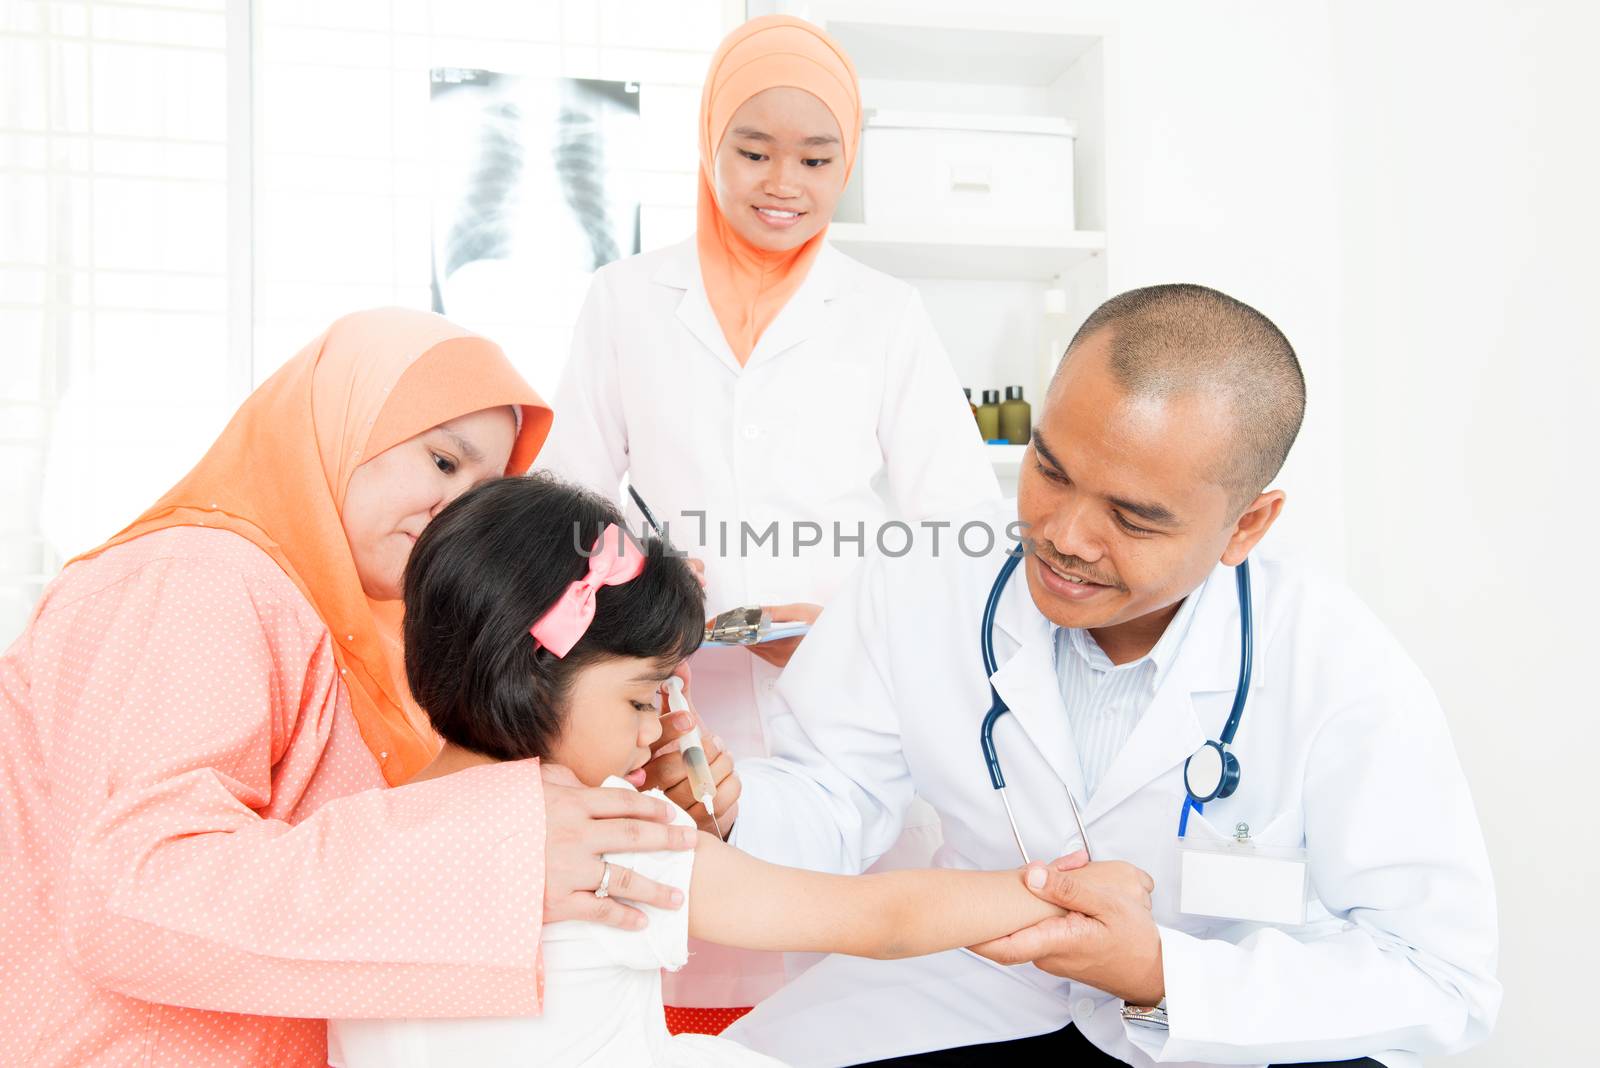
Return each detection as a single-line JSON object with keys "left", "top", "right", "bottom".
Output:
{"left": 656, "top": 283, "right": 1499, "bottom": 1066}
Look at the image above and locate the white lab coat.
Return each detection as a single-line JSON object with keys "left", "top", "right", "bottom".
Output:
{"left": 724, "top": 498, "right": 1500, "bottom": 1067}
{"left": 538, "top": 236, "right": 1000, "bottom": 1005}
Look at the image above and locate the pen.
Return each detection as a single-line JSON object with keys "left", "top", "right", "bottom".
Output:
{"left": 627, "top": 484, "right": 663, "bottom": 536}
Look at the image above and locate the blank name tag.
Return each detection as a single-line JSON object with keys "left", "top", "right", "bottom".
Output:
{"left": 1178, "top": 839, "right": 1309, "bottom": 926}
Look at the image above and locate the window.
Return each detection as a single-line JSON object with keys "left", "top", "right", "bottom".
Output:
{"left": 1, "top": 0, "right": 739, "bottom": 646}
{"left": 1, "top": 0, "right": 241, "bottom": 645}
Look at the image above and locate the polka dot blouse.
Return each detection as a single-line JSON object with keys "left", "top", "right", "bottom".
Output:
{"left": 1, "top": 528, "right": 547, "bottom": 1066}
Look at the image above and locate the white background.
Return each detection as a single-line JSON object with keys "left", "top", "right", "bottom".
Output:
{"left": 3, "top": 2, "right": 1596, "bottom": 1063}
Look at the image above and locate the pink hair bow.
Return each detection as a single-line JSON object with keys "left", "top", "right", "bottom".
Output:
{"left": 529, "top": 523, "right": 647, "bottom": 657}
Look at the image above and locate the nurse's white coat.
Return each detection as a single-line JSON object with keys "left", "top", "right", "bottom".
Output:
{"left": 725, "top": 498, "right": 1500, "bottom": 1067}
{"left": 538, "top": 236, "right": 999, "bottom": 1004}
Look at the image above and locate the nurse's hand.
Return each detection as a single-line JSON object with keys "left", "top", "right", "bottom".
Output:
{"left": 540, "top": 763, "right": 697, "bottom": 930}
{"left": 642, "top": 679, "right": 741, "bottom": 838}
{"left": 748, "top": 602, "right": 822, "bottom": 668}
{"left": 969, "top": 855, "right": 1164, "bottom": 1006}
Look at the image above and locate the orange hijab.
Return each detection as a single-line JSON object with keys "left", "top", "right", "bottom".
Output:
{"left": 73, "top": 308, "right": 553, "bottom": 785}
{"left": 697, "top": 15, "right": 861, "bottom": 363}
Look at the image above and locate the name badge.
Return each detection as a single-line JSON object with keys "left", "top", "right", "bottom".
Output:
{"left": 1178, "top": 834, "right": 1309, "bottom": 926}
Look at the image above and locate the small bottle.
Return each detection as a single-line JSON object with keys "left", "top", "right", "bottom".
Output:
{"left": 964, "top": 387, "right": 981, "bottom": 434}
{"left": 976, "top": 389, "right": 1002, "bottom": 442}
{"left": 1000, "top": 386, "right": 1031, "bottom": 445}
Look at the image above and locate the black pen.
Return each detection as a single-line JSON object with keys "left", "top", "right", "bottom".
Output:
{"left": 627, "top": 483, "right": 664, "bottom": 536}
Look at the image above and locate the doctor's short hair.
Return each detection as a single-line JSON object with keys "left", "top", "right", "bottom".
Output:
{"left": 1059, "top": 283, "right": 1306, "bottom": 507}
{"left": 401, "top": 474, "right": 704, "bottom": 762}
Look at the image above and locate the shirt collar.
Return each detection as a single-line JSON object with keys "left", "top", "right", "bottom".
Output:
{"left": 1056, "top": 583, "right": 1205, "bottom": 691}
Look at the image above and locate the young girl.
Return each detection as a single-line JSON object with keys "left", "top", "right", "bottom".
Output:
{"left": 327, "top": 475, "right": 1090, "bottom": 1067}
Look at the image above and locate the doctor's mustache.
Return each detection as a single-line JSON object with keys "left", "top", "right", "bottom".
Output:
{"left": 1022, "top": 540, "right": 1126, "bottom": 591}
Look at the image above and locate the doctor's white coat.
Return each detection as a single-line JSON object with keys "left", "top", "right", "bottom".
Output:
{"left": 725, "top": 499, "right": 1500, "bottom": 1067}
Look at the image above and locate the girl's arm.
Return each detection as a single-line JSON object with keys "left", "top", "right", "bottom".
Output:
{"left": 688, "top": 832, "right": 1062, "bottom": 959}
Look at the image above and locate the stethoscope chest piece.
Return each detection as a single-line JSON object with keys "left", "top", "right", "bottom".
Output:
{"left": 1183, "top": 739, "right": 1240, "bottom": 804}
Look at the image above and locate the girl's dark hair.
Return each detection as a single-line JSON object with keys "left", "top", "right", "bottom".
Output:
{"left": 402, "top": 473, "right": 704, "bottom": 761}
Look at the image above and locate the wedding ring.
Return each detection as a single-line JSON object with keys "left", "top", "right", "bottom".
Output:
{"left": 594, "top": 861, "right": 613, "bottom": 899}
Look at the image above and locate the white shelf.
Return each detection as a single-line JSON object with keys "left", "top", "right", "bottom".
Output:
{"left": 829, "top": 223, "right": 1104, "bottom": 281}
{"left": 819, "top": 12, "right": 1101, "bottom": 87}
{"left": 985, "top": 443, "right": 1029, "bottom": 467}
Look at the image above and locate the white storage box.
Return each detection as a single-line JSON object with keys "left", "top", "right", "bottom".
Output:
{"left": 858, "top": 110, "right": 1076, "bottom": 228}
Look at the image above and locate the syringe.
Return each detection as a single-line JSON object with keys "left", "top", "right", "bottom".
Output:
{"left": 663, "top": 676, "right": 721, "bottom": 838}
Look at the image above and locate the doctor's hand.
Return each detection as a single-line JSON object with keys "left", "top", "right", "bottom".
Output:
{"left": 540, "top": 763, "right": 696, "bottom": 930}
{"left": 748, "top": 602, "right": 822, "bottom": 668}
{"left": 641, "top": 676, "right": 741, "bottom": 838}
{"left": 969, "top": 856, "right": 1164, "bottom": 1006}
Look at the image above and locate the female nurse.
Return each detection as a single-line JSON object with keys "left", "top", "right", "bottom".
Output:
{"left": 537, "top": 17, "right": 1000, "bottom": 1020}
{"left": 0, "top": 308, "right": 696, "bottom": 1067}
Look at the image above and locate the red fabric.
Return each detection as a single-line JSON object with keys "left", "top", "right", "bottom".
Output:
{"left": 664, "top": 1005, "right": 755, "bottom": 1037}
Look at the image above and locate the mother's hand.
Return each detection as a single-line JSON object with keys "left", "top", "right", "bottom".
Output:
{"left": 540, "top": 763, "right": 696, "bottom": 930}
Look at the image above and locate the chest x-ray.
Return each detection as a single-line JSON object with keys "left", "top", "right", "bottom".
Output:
{"left": 429, "top": 69, "right": 642, "bottom": 386}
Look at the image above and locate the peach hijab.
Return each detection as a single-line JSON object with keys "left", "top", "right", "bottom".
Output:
{"left": 74, "top": 308, "right": 553, "bottom": 784}
{"left": 697, "top": 15, "right": 861, "bottom": 363}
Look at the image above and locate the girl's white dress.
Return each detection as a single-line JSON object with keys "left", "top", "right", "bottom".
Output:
{"left": 327, "top": 784, "right": 787, "bottom": 1067}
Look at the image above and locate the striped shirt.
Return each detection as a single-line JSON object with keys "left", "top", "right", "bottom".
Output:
{"left": 1052, "top": 592, "right": 1202, "bottom": 800}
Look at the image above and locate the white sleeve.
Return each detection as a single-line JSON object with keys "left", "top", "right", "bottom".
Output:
{"left": 581, "top": 783, "right": 699, "bottom": 972}
{"left": 877, "top": 288, "right": 1000, "bottom": 520}
{"left": 729, "top": 554, "right": 915, "bottom": 876}
{"left": 534, "top": 269, "right": 629, "bottom": 498}
{"left": 1129, "top": 628, "right": 1501, "bottom": 1064}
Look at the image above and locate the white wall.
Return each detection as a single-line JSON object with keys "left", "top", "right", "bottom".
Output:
{"left": 1331, "top": 2, "right": 1600, "bottom": 1063}
{"left": 1100, "top": 1, "right": 1350, "bottom": 575}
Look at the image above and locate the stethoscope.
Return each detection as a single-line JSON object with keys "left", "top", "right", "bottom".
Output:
{"left": 978, "top": 544, "right": 1254, "bottom": 863}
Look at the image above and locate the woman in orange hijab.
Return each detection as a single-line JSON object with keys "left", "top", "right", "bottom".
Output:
{"left": 538, "top": 16, "right": 1000, "bottom": 1022}
{"left": 0, "top": 308, "right": 694, "bottom": 1067}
